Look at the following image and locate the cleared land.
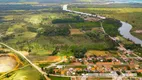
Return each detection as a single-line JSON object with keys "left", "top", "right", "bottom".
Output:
{"left": 0, "top": 55, "right": 17, "bottom": 73}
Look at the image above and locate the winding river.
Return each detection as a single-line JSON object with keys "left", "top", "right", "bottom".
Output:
{"left": 63, "top": 4, "right": 142, "bottom": 46}
{"left": 119, "top": 21, "right": 142, "bottom": 46}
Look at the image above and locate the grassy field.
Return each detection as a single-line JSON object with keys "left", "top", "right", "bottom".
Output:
{"left": 49, "top": 76, "right": 70, "bottom": 80}
{"left": 0, "top": 4, "right": 119, "bottom": 62}
{"left": 1, "top": 65, "right": 45, "bottom": 80}
{"left": 73, "top": 7, "right": 142, "bottom": 40}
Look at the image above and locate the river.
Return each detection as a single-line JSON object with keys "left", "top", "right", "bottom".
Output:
{"left": 119, "top": 21, "right": 142, "bottom": 46}
{"left": 63, "top": 4, "right": 142, "bottom": 46}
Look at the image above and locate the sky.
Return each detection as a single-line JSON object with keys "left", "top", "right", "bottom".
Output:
{"left": 0, "top": 0, "right": 142, "bottom": 3}
{"left": 112, "top": 0, "right": 142, "bottom": 3}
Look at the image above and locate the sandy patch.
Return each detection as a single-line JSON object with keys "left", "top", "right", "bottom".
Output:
{"left": 70, "top": 29, "right": 83, "bottom": 35}
{"left": 0, "top": 55, "right": 17, "bottom": 73}
{"left": 134, "top": 30, "right": 142, "bottom": 33}
{"left": 36, "top": 56, "right": 61, "bottom": 63}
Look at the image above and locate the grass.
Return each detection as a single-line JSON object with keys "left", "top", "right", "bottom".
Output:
{"left": 88, "top": 77, "right": 112, "bottom": 80}
{"left": 25, "top": 15, "right": 43, "bottom": 25}
{"left": 6, "top": 23, "right": 27, "bottom": 35}
{"left": 71, "top": 21, "right": 100, "bottom": 30}
{"left": 117, "top": 36, "right": 133, "bottom": 45}
{"left": 0, "top": 4, "right": 117, "bottom": 58}
{"left": 37, "top": 63, "right": 51, "bottom": 68}
{"left": 1, "top": 65, "right": 45, "bottom": 80}
{"left": 65, "top": 65, "right": 87, "bottom": 68}
{"left": 57, "top": 50, "right": 74, "bottom": 56}
{"left": 18, "top": 34, "right": 115, "bottom": 56}
{"left": 49, "top": 76, "right": 70, "bottom": 80}
{"left": 6, "top": 32, "right": 37, "bottom": 44}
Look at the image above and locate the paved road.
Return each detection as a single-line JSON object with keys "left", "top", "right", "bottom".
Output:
{"left": 45, "top": 58, "right": 66, "bottom": 69}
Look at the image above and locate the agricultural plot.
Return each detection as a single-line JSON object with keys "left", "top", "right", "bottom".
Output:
{"left": 85, "top": 50, "right": 109, "bottom": 57}
{"left": 70, "top": 29, "right": 83, "bottom": 35}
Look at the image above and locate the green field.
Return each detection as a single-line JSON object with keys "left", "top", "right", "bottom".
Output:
{"left": 1, "top": 65, "right": 45, "bottom": 80}
{"left": 0, "top": 4, "right": 119, "bottom": 58}
{"left": 49, "top": 76, "right": 70, "bottom": 80}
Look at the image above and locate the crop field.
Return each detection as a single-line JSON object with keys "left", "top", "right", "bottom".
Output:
{"left": 85, "top": 50, "right": 109, "bottom": 56}
{"left": 35, "top": 56, "right": 61, "bottom": 63}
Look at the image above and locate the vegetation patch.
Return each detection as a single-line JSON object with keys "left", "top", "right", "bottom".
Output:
{"left": 49, "top": 76, "right": 70, "bottom": 80}
{"left": 73, "top": 7, "right": 142, "bottom": 39}
{"left": 1, "top": 65, "right": 45, "bottom": 80}
{"left": 85, "top": 50, "right": 109, "bottom": 57}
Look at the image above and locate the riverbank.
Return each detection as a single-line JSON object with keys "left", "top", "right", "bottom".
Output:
{"left": 68, "top": 5, "right": 142, "bottom": 46}
{"left": 119, "top": 21, "right": 142, "bottom": 46}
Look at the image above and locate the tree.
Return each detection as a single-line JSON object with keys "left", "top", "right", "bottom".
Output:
{"left": 51, "top": 47, "right": 60, "bottom": 55}
{"left": 72, "top": 48, "right": 87, "bottom": 58}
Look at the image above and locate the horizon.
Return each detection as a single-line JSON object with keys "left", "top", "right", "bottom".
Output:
{"left": 0, "top": 0, "right": 141, "bottom": 3}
